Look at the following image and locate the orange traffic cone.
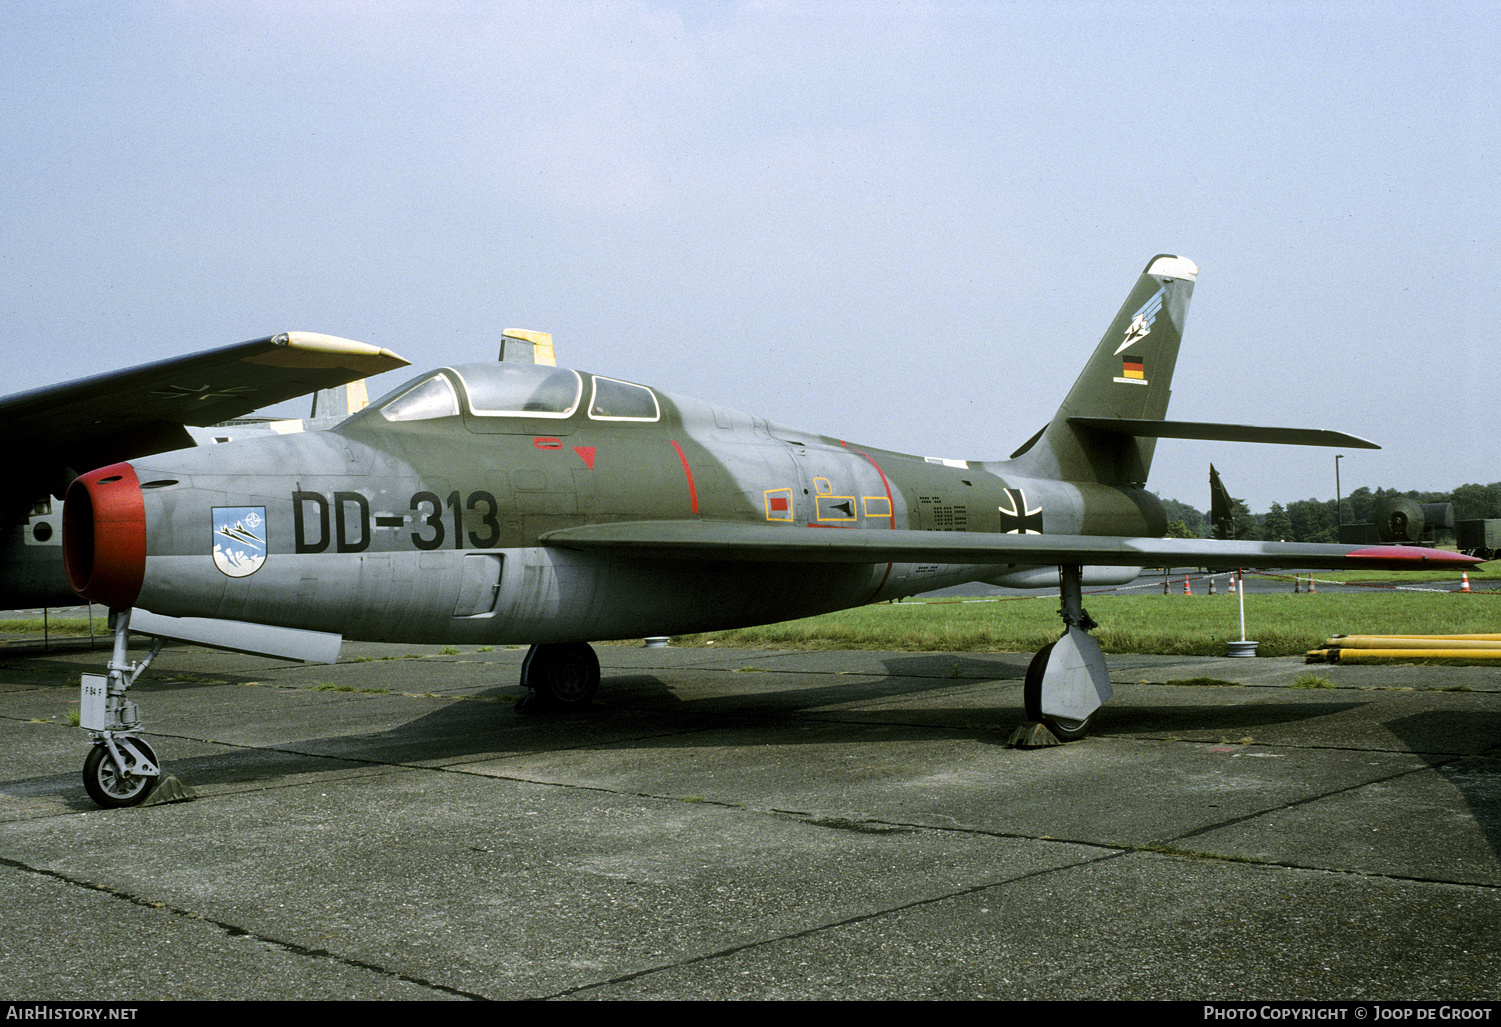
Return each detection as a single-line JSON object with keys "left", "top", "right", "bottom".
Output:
{"left": 1184, "top": 574, "right": 1192, "bottom": 596}
{"left": 1308, "top": 575, "right": 1316, "bottom": 594}
{"left": 1461, "top": 572, "right": 1472, "bottom": 593}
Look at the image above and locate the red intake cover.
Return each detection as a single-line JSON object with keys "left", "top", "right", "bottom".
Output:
{"left": 63, "top": 462, "right": 145, "bottom": 609}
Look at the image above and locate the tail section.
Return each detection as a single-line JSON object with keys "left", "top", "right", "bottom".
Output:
{"left": 1009, "top": 254, "right": 1198, "bottom": 485}
{"left": 1210, "top": 463, "right": 1235, "bottom": 539}
{"left": 310, "top": 380, "right": 371, "bottom": 420}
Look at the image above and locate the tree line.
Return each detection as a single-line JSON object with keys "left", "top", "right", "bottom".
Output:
{"left": 1158, "top": 483, "right": 1501, "bottom": 543}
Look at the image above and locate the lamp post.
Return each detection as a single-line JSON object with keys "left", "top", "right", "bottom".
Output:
{"left": 1335, "top": 454, "right": 1344, "bottom": 529}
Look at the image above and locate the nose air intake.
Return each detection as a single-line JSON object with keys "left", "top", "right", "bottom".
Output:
{"left": 64, "top": 462, "right": 147, "bottom": 609}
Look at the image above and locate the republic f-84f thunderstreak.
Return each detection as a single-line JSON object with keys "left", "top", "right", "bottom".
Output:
{"left": 61, "top": 256, "right": 1479, "bottom": 806}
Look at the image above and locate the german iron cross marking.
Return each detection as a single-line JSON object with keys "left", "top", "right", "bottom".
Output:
{"left": 998, "top": 488, "right": 1043, "bottom": 534}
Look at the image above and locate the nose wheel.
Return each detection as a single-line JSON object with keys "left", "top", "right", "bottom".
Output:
{"left": 83, "top": 738, "right": 160, "bottom": 808}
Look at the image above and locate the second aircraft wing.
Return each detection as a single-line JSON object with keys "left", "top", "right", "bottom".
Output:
{"left": 3, "top": 332, "right": 408, "bottom": 505}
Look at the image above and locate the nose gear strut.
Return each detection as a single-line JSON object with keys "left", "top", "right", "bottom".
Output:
{"left": 79, "top": 608, "right": 165, "bottom": 808}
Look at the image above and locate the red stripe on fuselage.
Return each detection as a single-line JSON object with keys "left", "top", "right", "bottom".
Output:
{"left": 669, "top": 440, "right": 699, "bottom": 514}
{"left": 850, "top": 444, "right": 898, "bottom": 599}
{"left": 852, "top": 448, "right": 897, "bottom": 531}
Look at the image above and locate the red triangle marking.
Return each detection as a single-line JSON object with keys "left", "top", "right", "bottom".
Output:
{"left": 573, "top": 446, "right": 596, "bottom": 470}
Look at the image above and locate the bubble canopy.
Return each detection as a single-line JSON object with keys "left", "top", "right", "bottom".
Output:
{"left": 375, "top": 363, "right": 582, "bottom": 422}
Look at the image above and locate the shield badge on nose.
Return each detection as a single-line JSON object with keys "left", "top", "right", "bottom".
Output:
{"left": 212, "top": 507, "right": 267, "bottom": 578}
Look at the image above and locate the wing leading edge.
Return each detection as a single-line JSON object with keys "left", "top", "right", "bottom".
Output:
{"left": 541, "top": 520, "right": 1480, "bottom": 572}
{"left": 3, "top": 332, "right": 409, "bottom": 505}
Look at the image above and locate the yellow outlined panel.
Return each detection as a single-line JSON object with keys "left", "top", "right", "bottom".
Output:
{"left": 816, "top": 495, "right": 857, "bottom": 522}
{"left": 765, "top": 488, "right": 793, "bottom": 522}
{"left": 862, "top": 496, "right": 892, "bottom": 518}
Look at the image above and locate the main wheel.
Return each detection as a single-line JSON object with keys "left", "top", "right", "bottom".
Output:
{"left": 1022, "top": 642, "right": 1092, "bottom": 742}
{"left": 525, "top": 642, "right": 600, "bottom": 708}
{"left": 83, "top": 739, "right": 159, "bottom": 808}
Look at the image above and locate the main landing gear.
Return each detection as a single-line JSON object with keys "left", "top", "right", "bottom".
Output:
{"left": 519, "top": 641, "right": 600, "bottom": 710}
{"left": 1020, "top": 565, "right": 1112, "bottom": 742}
{"left": 80, "top": 609, "right": 165, "bottom": 808}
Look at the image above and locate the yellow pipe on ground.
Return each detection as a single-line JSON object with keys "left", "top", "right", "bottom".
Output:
{"left": 1337, "top": 634, "right": 1501, "bottom": 641}
{"left": 1330, "top": 648, "right": 1501, "bottom": 663}
{"left": 1325, "top": 636, "right": 1501, "bottom": 650}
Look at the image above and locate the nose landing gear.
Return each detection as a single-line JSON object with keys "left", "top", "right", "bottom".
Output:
{"left": 79, "top": 609, "right": 164, "bottom": 808}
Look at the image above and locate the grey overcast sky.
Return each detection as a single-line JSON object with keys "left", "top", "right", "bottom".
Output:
{"left": 2, "top": 1, "right": 1496, "bottom": 513}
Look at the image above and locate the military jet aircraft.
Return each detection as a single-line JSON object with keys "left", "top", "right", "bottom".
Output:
{"left": 59, "top": 256, "right": 1480, "bottom": 807}
{"left": 0, "top": 332, "right": 410, "bottom": 609}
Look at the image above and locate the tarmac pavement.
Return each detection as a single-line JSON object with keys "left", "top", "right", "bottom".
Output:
{"left": 0, "top": 631, "right": 1497, "bottom": 1001}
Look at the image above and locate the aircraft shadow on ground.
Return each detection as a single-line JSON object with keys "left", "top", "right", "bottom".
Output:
{"left": 27, "top": 658, "right": 1031, "bottom": 804}
{"left": 21, "top": 645, "right": 1497, "bottom": 865}
{"left": 1094, "top": 700, "right": 1369, "bottom": 736}
{"left": 1386, "top": 709, "right": 1501, "bottom": 862}
{"left": 83, "top": 654, "right": 1424, "bottom": 797}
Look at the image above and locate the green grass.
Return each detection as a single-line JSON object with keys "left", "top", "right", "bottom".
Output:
{"left": 0, "top": 617, "right": 96, "bottom": 635}
{"left": 674, "top": 591, "right": 1501, "bottom": 658}
{"left": 1290, "top": 673, "right": 1335, "bottom": 688}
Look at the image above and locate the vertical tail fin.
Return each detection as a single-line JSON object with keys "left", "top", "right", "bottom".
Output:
{"left": 1009, "top": 254, "right": 1198, "bottom": 485}
{"left": 309, "top": 380, "right": 370, "bottom": 420}
{"left": 1210, "top": 463, "right": 1235, "bottom": 539}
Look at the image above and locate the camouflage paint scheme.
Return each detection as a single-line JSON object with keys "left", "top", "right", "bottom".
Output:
{"left": 64, "top": 257, "right": 1465, "bottom": 649}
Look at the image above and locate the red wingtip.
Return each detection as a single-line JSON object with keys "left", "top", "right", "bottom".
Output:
{"left": 1347, "top": 545, "right": 1484, "bottom": 569}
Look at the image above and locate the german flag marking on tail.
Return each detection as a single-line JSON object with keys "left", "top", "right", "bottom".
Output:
{"left": 1115, "top": 356, "right": 1147, "bottom": 385}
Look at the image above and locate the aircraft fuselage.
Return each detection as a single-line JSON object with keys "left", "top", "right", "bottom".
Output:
{"left": 64, "top": 363, "right": 1163, "bottom": 644}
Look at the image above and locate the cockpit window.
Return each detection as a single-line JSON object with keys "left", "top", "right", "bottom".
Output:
{"left": 589, "top": 376, "right": 660, "bottom": 421}
{"left": 379, "top": 374, "right": 460, "bottom": 422}
{"left": 452, "top": 363, "right": 582, "bottom": 418}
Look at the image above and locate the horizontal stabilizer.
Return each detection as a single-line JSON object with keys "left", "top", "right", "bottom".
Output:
{"left": 542, "top": 520, "right": 1479, "bottom": 572}
{"left": 129, "top": 609, "right": 342, "bottom": 664}
{"left": 1068, "top": 417, "right": 1379, "bottom": 450}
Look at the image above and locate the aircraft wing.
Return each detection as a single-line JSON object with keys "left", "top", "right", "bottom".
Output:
{"left": 541, "top": 520, "right": 1480, "bottom": 571}
{"left": 2, "top": 332, "right": 408, "bottom": 505}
